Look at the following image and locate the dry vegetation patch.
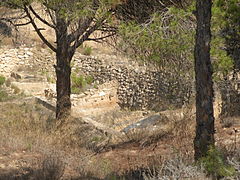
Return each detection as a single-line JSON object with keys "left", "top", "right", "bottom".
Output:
{"left": 0, "top": 97, "right": 239, "bottom": 179}
{"left": 0, "top": 71, "right": 239, "bottom": 179}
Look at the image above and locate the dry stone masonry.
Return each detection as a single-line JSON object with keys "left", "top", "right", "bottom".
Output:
{"left": 0, "top": 46, "right": 54, "bottom": 76}
{"left": 0, "top": 46, "right": 191, "bottom": 110}
{"left": 1, "top": 46, "right": 239, "bottom": 112}
{"left": 219, "top": 71, "right": 240, "bottom": 118}
{"left": 73, "top": 56, "right": 192, "bottom": 110}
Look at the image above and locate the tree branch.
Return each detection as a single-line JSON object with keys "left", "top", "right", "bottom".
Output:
{"left": 45, "top": 8, "right": 56, "bottom": 26}
{"left": 15, "top": 21, "right": 31, "bottom": 26}
{"left": 67, "top": 0, "right": 101, "bottom": 43}
{"left": 24, "top": 5, "right": 56, "bottom": 52}
{"left": 86, "top": 32, "right": 116, "bottom": 43}
{"left": 75, "top": 24, "right": 99, "bottom": 47}
{"left": 68, "top": 23, "right": 99, "bottom": 57}
{"left": 67, "top": 17, "right": 94, "bottom": 43}
{"left": 29, "top": 5, "right": 55, "bottom": 29}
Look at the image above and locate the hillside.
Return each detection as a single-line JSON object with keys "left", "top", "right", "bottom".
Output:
{"left": 0, "top": 2, "right": 240, "bottom": 179}
{"left": 0, "top": 40, "right": 239, "bottom": 179}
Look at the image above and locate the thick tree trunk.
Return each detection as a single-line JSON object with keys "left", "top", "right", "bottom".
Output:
{"left": 55, "top": 16, "right": 72, "bottom": 120}
{"left": 55, "top": 53, "right": 71, "bottom": 120}
{"left": 194, "top": 0, "right": 215, "bottom": 160}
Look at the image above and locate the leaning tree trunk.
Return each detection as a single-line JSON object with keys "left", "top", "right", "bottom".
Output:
{"left": 55, "top": 17, "right": 72, "bottom": 120}
{"left": 194, "top": 0, "right": 215, "bottom": 160}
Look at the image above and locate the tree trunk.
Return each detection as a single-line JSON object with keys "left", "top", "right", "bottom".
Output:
{"left": 55, "top": 16, "right": 72, "bottom": 120}
{"left": 194, "top": 0, "right": 215, "bottom": 160}
{"left": 55, "top": 53, "right": 71, "bottom": 120}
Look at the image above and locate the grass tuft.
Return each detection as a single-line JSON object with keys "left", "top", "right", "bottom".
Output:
{"left": 0, "top": 75, "right": 6, "bottom": 86}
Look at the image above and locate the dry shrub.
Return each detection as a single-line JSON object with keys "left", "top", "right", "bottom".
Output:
{"left": 119, "top": 107, "right": 195, "bottom": 152}
{"left": 170, "top": 107, "right": 195, "bottom": 158}
{"left": 143, "top": 156, "right": 208, "bottom": 180}
{"left": 219, "top": 147, "right": 240, "bottom": 179}
{"left": 5, "top": 78, "right": 12, "bottom": 87}
{"left": 221, "top": 116, "right": 239, "bottom": 128}
{"left": 0, "top": 101, "right": 55, "bottom": 151}
{"left": 77, "top": 157, "right": 114, "bottom": 179}
{"left": 0, "top": 154, "right": 65, "bottom": 180}
{"left": 227, "top": 154, "right": 240, "bottom": 179}
{"left": 11, "top": 84, "right": 21, "bottom": 94}
{"left": 32, "top": 155, "right": 65, "bottom": 180}
{"left": 52, "top": 116, "right": 110, "bottom": 152}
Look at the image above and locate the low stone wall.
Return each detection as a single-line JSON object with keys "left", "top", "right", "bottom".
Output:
{"left": 4, "top": 46, "right": 239, "bottom": 113}
{"left": 218, "top": 71, "right": 240, "bottom": 118}
{"left": 0, "top": 47, "right": 54, "bottom": 76}
{"left": 74, "top": 56, "right": 192, "bottom": 110}
{"left": 0, "top": 46, "right": 192, "bottom": 110}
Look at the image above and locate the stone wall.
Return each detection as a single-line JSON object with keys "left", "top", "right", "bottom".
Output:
{"left": 3, "top": 46, "right": 230, "bottom": 111}
{"left": 218, "top": 71, "right": 240, "bottom": 118}
{"left": 73, "top": 56, "right": 192, "bottom": 111}
{"left": 0, "top": 46, "right": 192, "bottom": 110}
{"left": 1, "top": 46, "right": 239, "bottom": 114}
{"left": 0, "top": 47, "right": 54, "bottom": 76}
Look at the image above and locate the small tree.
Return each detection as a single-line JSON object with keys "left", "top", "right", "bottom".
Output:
{"left": 3, "top": 0, "right": 118, "bottom": 119}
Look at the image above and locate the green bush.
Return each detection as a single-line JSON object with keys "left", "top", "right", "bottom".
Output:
{"left": 72, "top": 74, "right": 86, "bottom": 88}
{"left": 85, "top": 75, "right": 94, "bottom": 84}
{"left": 199, "top": 146, "right": 236, "bottom": 178}
{"left": 0, "top": 75, "right": 6, "bottom": 86}
{"left": 71, "top": 73, "right": 94, "bottom": 94}
{"left": 82, "top": 46, "right": 92, "bottom": 56}
{"left": 47, "top": 75, "right": 56, "bottom": 83}
{"left": 71, "top": 86, "right": 81, "bottom": 94}
{"left": 0, "top": 90, "right": 8, "bottom": 102}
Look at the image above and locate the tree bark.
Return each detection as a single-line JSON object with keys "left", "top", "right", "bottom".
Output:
{"left": 194, "top": 0, "right": 215, "bottom": 160}
{"left": 55, "top": 53, "right": 71, "bottom": 120}
{"left": 55, "top": 16, "right": 72, "bottom": 120}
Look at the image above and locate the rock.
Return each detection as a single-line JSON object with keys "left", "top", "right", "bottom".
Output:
{"left": 34, "top": 96, "right": 56, "bottom": 112}
{"left": 17, "top": 55, "right": 25, "bottom": 59}
{"left": 26, "top": 51, "right": 33, "bottom": 56}
{"left": 99, "top": 91, "right": 106, "bottom": 96}
{"left": 10, "top": 72, "right": 21, "bottom": 80}
{"left": 121, "top": 114, "right": 166, "bottom": 133}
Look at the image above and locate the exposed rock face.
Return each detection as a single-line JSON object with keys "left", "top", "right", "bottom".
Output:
{"left": 0, "top": 47, "right": 54, "bottom": 76}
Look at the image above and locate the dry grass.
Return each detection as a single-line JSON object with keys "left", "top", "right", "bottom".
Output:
{"left": 0, "top": 101, "right": 55, "bottom": 151}
{"left": 143, "top": 156, "right": 208, "bottom": 180}
{"left": 227, "top": 151, "right": 240, "bottom": 179}
{"left": 0, "top": 154, "right": 65, "bottom": 180}
{"left": 0, "top": 93, "right": 239, "bottom": 179}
